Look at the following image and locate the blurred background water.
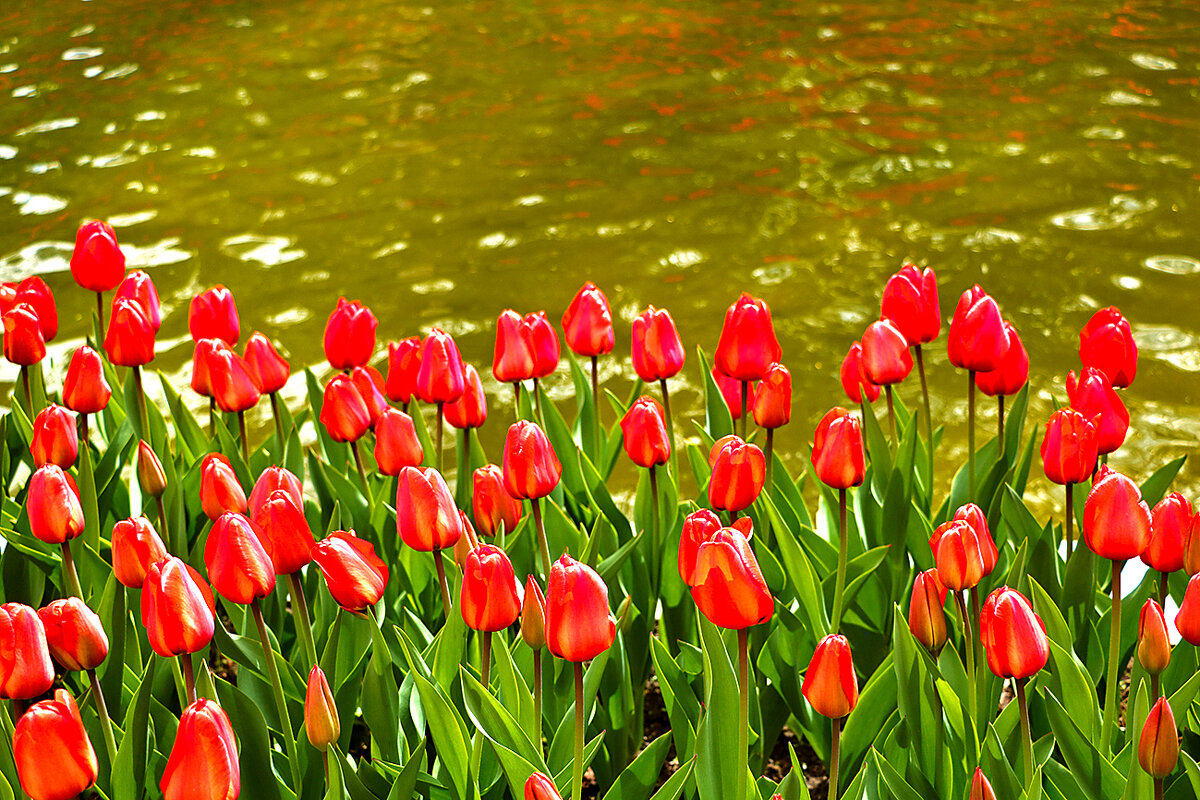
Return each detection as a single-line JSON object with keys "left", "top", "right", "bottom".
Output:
{"left": 2, "top": 0, "right": 1200, "bottom": 518}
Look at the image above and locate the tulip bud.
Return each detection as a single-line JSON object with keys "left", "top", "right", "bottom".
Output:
{"left": 908, "top": 569, "right": 948, "bottom": 656}
{"left": 27, "top": 464, "right": 84, "bottom": 544}
{"left": 839, "top": 341, "right": 881, "bottom": 404}
{"left": 189, "top": 285, "right": 239, "bottom": 345}
{"left": 1083, "top": 465, "right": 1151, "bottom": 562}
{"left": 63, "top": 345, "right": 111, "bottom": 415}
{"left": 861, "top": 319, "right": 913, "bottom": 386}
{"left": 324, "top": 297, "right": 378, "bottom": 370}
{"left": 209, "top": 349, "right": 262, "bottom": 414}
{"left": 10, "top": 277, "right": 55, "bottom": 342}
{"left": 386, "top": 337, "right": 422, "bottom": 404}
{"left": 881, "top": 264, "right": 941, "bottom": 346}
{"left": 802, "top": 634, "right": 859, "bottom": 719}
{"left": 678, "top": 509, "right": 723, "bottom": 586}
{"left": 473, "top": 464, "right": 522, "bottom": 537}
{"left": 929, "top": 520, "right": 984, "bottom": 591}
{"left": 312, "top": 530, "right": 388, "bottom": 612}
{"left": 811, "top": 407, "right": 866, "bottom": 490}
{"left": 115, "top": 270, "right": 162, "bottom": 331}
{"left": 70, "top": 220, "right": 125, "bottom": 291}
{"left": 30, "top": 404, "right": 78, "bottom": 469}
{"left": 305, "top": 665, "right": 340, "bottom": 751}
{"left": 3, "top": 303, "right": 46, "bottom": 365}
{"left": 954, "top": 502, "right": 999, "bottom": 578}
{"left": 947, "top": 286, "right": 1009, "bottom": 373}
{"left": 111, "top": 516, "right": 168, "bottom": 589}
{"left": 752, "top": 363, "right": 791, "bottom": 430}
{"left": 979, "top": 587, "right": 1049, "bottom": 679}
{"left": 493, "top": 310, "right": 536, "bottom": 384}
{"left": 1144, "top": 493, "right": 1191, "bottom": 574}
{"left": 1067, "top": 367, "right": 1129, "bottom": 455}
{"left": 14, "top": 689, "right": 98, "bottom": 800}
{"left": 715, "top": 293, "right": 782, "bottom": 382}
{"left": 707, "top": 435, "right": 766, "bottom": 513}
{"left": 104, "top": 296, "right": 156, "bottom": 366}
{"left": 136, "top": 440, "right": 168, "bottom": 499}
{"left": 445, "top": 364, "right": 488, "bottom": 430}
{"left": 631, "top": 306, "right": 685, "bottom": 382}
{"left": 243, "top": 332, "right": 290, "bottom": 394}
{"left": 375, "top": 408, "right": 424, "bottom": 475}
{"left": 546, "top": 555, "right": 616, "bottom": 662}
{"left": 320, "top": 373, "right": 373, "bottom": 443}
{"left": 200, "top": 452, "right": 248, "bottom": 521}
{"left": 1139, "top": 697, "right": 1179, "bottom": 779}
{"left": 521, "top": 577, "right": 546, "bottom": 650}
{"left": 1080, "top": 307, "right": 1137, "bottom": 388}
{"left": 141, "top": 557, "right": 216, "bottom": 657}
{"left": 976, "top": 322, "right": 1028, "bottom": 398}
{"left": 416, "top": 328, "right": 467, "bottom": 403}
{"left": 161, "top": 699, "right": 240, "bottom": 800}
{"left": 349, "top": 365, "right": 387, "bottom": 428}
{"left": 1040, "top": 408, "right": 1099, "bottom": 485}
{"left": 503, "top": 421, "right": 562, "bottom": 500}
{"left": 256, "top": 490, "right": 314, "bottom": 575}
{"left": 190, "top": 338, "right": 227, "bottom": 398}
{"left": 620, "top": 396, "right": 670, "bottom": 469}
{"left": 461, "top": 544, "right": 523, "bottom": 632}
{"left": 526, "top": 312, "right": 560, "bottom": 378}
{"left": 1138, "top": 599, "right": 1171, "bottom": 677}
{"left": 562, "top": 281, "right": 615, "bottom": 357}
{"left": 205, "top": 512, "right": 276, "bottom": 604}
{"left": 525, "top": 773, "right": 562, "bottom": 800}
{"left": 969, "top": 768, "right": 998, "bottom": 800}
{"left": 1175, "top": 574, "right": 1200, "bottom": 645}
{"left": 712, "top": 366, "right": 755, "bottom": 420}
{"left": 396, "top": 466, "right": 462, "bottom": 552}
{"left": 0, "top": 603, "right": 55, "bottom": 699}
{"left": 38, "top": 598, "right": 108, "bottom": 672}
{"left": 691, "top": 529, "right": 773, "bottom": 629}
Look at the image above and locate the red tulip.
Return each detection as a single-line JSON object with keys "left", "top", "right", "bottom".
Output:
{"left": 115, "top": 271, "right": 161, "bottom": 331}
{"left": 802, "top": 634, "right": 859, "bottom": 719}
{"left": 27, "top": 464, "right": 84, "bottom": 544}
{"left": 979, "top": 587, "right": 1048, "bottom": 679}
{"left": 679, "top": 508, "right": 722, "bottom": 586}
{"left": 707, "top": 435, "right": 765, "bottom": 513}
{"left": 0, "top": 603, "right": 55, "bottom": 699}
{"left": 473, "top": 464, "right": 522, "bottom": 537}
{"left": 416, "top": 328, "right": 466, "bottom": 403}
{"left": 111, "top": 516, "right": 168, "bottom": 589}
{"left": 691, "top": 529, "right": 773, "bottom": 629}
{"left": 247, "top": 466, "right": 304, "bottom": 522}
{"left": 811, "top": 407, "right": 865, "bottom": 490}
{"left": 188, "top": 285, "right": 239, "bottom": 345}
{"left": 209, "top": 349, "right": 261, "bottom": 414}
{"left": 860, "top": 319, "right": 913, "bottom": 385}
{"left": 1040, "top": 408, "right": 1099, "bottom": 485}
{"left": 1143, "top": 492, "right": 1191, "bottom": 574}
{"left": 396, "top": 466, "right": 462, "bottom": 551}
{"left": 306, "top": 665, "right": 340, "bottom": 750}
{"left": 445, "top": 364, "right": 488, "bottom": 429}
{"left": 104, "top": 296, "right": 155, "bottom": 366}
{"left": 14, "top": 277, "right": 57, "bottom": 342}
{"left": 527, "top": 312, "right": 560, "bottom": 379}
{"left": 1067, "top": 367, "right": 1129, "bottom": 455}
{"left": 255, "top": 490, "right": 314, "bottom": 575}
{"left": 319, "top": 373, "right": 373, "bottom": 443}
{"left": 631, "top": 306, "right": 685, "bottom": 382}
{"left": 881, "top": 264, "right": 941, "bottom": 346}
{"left": 460, "top": 544, "right": 524, "bottom": 632}
{"left": 14, "top": 689, "right": 98, "bottom": 800}
{"left": 160, "top": 699, "right": 240, "bottom": 800}
{"left": 375, "top": 408, "right": 424, "bottom": 475}
{"left": 62, "top": 345, "right": 111, "bottom": 414}
{"left": 200, "top": 453, "right": 247, "bottom": 521}
{"left": 752, "top": 363, "right": 792, "bottom": 429}
{"left": 521, "top": 577, "right": 546, "bottom": 650}
{"left": 954, "top": 502, "right": 999, "bottom": 578}
{"left": 386, "top": 337, "right": 422, "bottom": 403}
{"left": 562, "top": 281, "right": 615, "bottom": 357}
{"left": 712, "top": 366, "right": 756, "bottom": 420}
{"left": 947, "top": 286, "right": 1009, "bottom": 372}
{"left": 1138, "top": 599, "right": 1170, "bottom": 676}
{"left": 350, "top": 365, "right": 388, "bottom": 427}
{"left": 3, "top": 303, "right": 46, "bottom": 365}
{"left": 929, "top": 519, "right": 984, "bottom": 591}
{"left": 1080, "top": 307, "right": 1137, "bottom": 388}
{"left": 908, "top": 569, "right": 948, "bottom": 655}
{"left": 205, "top": 512, "right": 275, "bottom": 604}
{"left": 620, "top": 396, "right": 670, "bottom": 469}
{"left": 137, "top": 440, "right": 167, "bottom": 498}
{"left": 30, "top": 404, "right": 78, "bottom": 469}
{"left": 1083, "top": 465, "right": 1151, "bottom": 562}
{"left": 976, "top": 322, "right": 1029, "bottom": 397}
{"left": 1139, "top": 697, "right": 1179, "bottom": 779}
{"left": 525, "top": 773, "right": 562, "bottom": 800}
{"left": 324, "top": 297, "right": 377, "bottom": 370}
{"left": 1176, "top": 573, "right": 1200, "bottom": 645}
{"left": 969, "top": 769, "right": 998, "bottom": 800}
{"left": 493, "top": 310, "right": 536, "bottom": 383}
{"left": 312, "top": 530, "right": 388, "bottom": 612}
{"left": 715, "top": 293, "right": 782, "bottom": 382}
{"left": 190, "top": 338, "right": 228, "bottom": 398}
{"left": 38, "top": 598, "right": 108, "bottom": 671}
{"left": 141, "top": 557, "right": 217, "bottom": 657}
{"left": 839, "top": 341, "right": 881, "bottom": 404}
{"left": 503, "top": 421, "right": 561, "bottom": 500}
{"left": 70, "top": 220, "right": 125, "bottom": 292}
{"left": 546, "top": 555, "right": 615, "bottom": 662}
{"left": 243, "top": 332, "right": 290, "bottom": 394}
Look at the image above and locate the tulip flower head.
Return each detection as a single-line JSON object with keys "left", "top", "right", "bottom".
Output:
{"left": 1144, "top": 492, "right": 1191, "bottom": 574}
{"left": 881, "top": 264, "right": 941, "bottom": 346}
{"left": 205, "top": 513, "right": 276, "bottom": 604}
{"left": 349, "top": 365, "right": 388, "bottom": 428}
{"left": 752, "top": 362, "right": 792, "bottom": 429}
{"left": 460, "top": 544, "right": 524, "bottom": 632}
{"left": 141, "top": 558, "right": 216, "bottom": 657}
{"left": 375, "top": 408, "right": 425, "bottom": 475}
{"left": 247, "top": 466, "right": 304, "bottom": 521}
{"left": 620, "top": 396, "right": 670, "bottom": 468}
{"left": 306, "top": 665, "right": 340, "bottom": 751}
{"left": 324, "top": 297, "right": 378, "bottom": 370}
{"left": 190, "top": 338, "right": 228, "bottom": 398}
{"left": 802, "top": 634, "right": 859, "bottom": 719}
{"left": 839, "top": 341, "right": 881, "bottom": 404}
{"left": 416, "top": 327, "right": 467, "bottom": 403}
{"left": 715, "top": 293, "right": 782, "bottom": 381}
{"left": 975, "top": 321, "right": 1029, "bottom": 398}
{"left": 494, "top": 310, "right": 537, "bottom": 383}
{"left": 161, "top": 699, "right": 240, "bottom": 800}
{"left": 679, "top": 509, "right": 725, "bottom": 586}
{"left": 62, "top": 345, "right": 111, "bottom": 414}
{"left": 27, "top": 464, "right": 84, "bottom": 544}
{"left": 396, "top": 466, "right": 463, "bottom": 552}
{"left": 1066, "top": 367, "right": 1129, "bottom": 456}
{"left": 116, "top": 270, "right": 162, "bottom": 331}
{"left": 3, "top": 303, "right": 46, "bottom": 366}
{"left": 969, "top": 769, "right": 998, "bottom": 800}
{"left": 70, "top": 219, "right": 125, "bottom": 292}
{"left": 521, "top": 577, "right": 547, "bottom": 650}
{"left": 137, "top": 440, "right": 168, "bottom": 499}
{"left": 503, "top": 421, "right": 562, "bottom": 500}
{"left": 811, "top": 407, "right": 866, "bottom": 490}
{"left": 908, "top": 569, "right": 948, "bottom": 656}
{"left": 1080, "top": 306, "right": 1137, "bottom": 388}
{"left": 979, "top": 587, "right": 1048, "bottom": 679}
{"left": 312, "top": 530, "right": 388, "bottom": 613}
{"left": 209, "top": 349, "right": 262, "bottom": 414}
{"left": 526, "top": 311, "right": 560, "bottom": 378}
{"left": 690, "top": 528, "right": 773, "bottom": 629}
{"left": 562, "top": 281, "right": 615, "bottom": 357}
{"left": 1040, "top": 408, "right": 1099, "bottom": 485}
{"left": 546, "top": 555, "right": 616, "bottom": 662}
{"left": 386, "top": 336, "right": 422, "bottom": 403}
{"left": 1138, "top": 599, "right": 1170, "bottom": 676}
{"left": 860, "top": 319, "right": 913, "bottom": 386}
{"left": 243, "top": 332, "right": 290, "bottom": 394}
{"left": 39, "top": 597, "right": 108, "bottom": 672}
{"left": 200, "top": 452, "right": 248, "bottom": 521}
{"left": 12, "top": 276, "right": 56, "bottom": 342}
{"left": 1083, "top": 465, "right": 1151, "bottom": 562}
{"left": 525, "top": 772, "right": 563, "bottom": 800}
{"left": 707, "top": 434, "right": 766, "bottom": 513}
{"left": 929, "top": 519, "right": 985, "bottom": 591}
{"left": 14, "top": 689, "right": 98, "bottom": 800}
{"left": 444, "top": 364, "right": 488, "bottom": 430}
{"left": 255, "top": 490, "right": 314, "bottom": 575}
{"left": 320, "top": 373, "right": 373, "bottom": 443}
{"left": 189, "top": 285, "right": 239, "bottom": 345}
{"left": 947, "top": 285, "right": 1009, "bottom": 373}
{"left": 1139, "top": 697, "right": 1179, "bottom": 779}
{"left": 111, "top": 516, "right": 168, "bottom": 589}
{"left": 30, "top": 404, "right": 78, "bottom": 469}
{"left": 104, "top": 296, "right": 156, "bottom": 367}
{"left": 1176, "top": 574, "right": 1200, "bottom": 645}
{"left": 0, "top": 602, "right": 55, "bottom": 699}
{"left": 631, "top": 306, "right": 685, "bottom": 382}
{"left": 473, "top": 464, "right": 523, "bottom": 537}
{"left": 953, "top": 502, "right": 999, "bottom": 578}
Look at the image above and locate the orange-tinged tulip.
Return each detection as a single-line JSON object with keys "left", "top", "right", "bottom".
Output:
{"left": 27, "top": 464, "right": 84, "bottom": 544}
{"left": 1138, "top": 599, "right": 1170, "bottom": 676}
{"left": 161, "top": 698, "right": 240, "bottom": 800}
{"left": 305, "top": 665, "right": 340, "bottom": 750}
{"left": 473, "top": 464, "right": 522, "bottom": 537}
{"left": 312, "top": 530, "right": 388, "bottom": 612}
{"left": 1175, "top": 574, "right": 1200, "bottom": 645}
{"left": 811, "top": 407, "right": 865, "bottom": 490}
{"left": 137, "top": 440, "right": 167, "bottom": 498}
{"left": 979, "top": 587, "right": 1048, "bottom": 679}
{"left": 115, "top": 270, "right": 161, "bottom": 331}
{"left": 1139, "top": 697, "right": 1179, "bottom": 779}
{"left": 715, "top": 293, "right": 782, "bottom": 382}
{"left": 521, "top": 577, "right": 546, "bottom": 650}
{"left": 546, "top": 555, "right": 615, "bottom": 662}
{"left": 3, "top": 303, "right": 46, "bottom": 365}
{"left": 350, "top": 365, "right": 388, "bottom": 429}
{"left": 802, "top": 634, "right": 858, "bottom": 719}
{"left": 205, "top": 513, "right": 276, "bottom": 605}
{"left": 752, "top": 362, "right": 792, "bottom": 429}
{"left": 503, "top": 421, "right": 562, "bottom": 500}
{"left": 930, "top": 519, "right": 985, "bottom": 591}
{"left": 111, "top": 516, "right": 168, "bottom": 589}
{"left": 1080, "top": 306, "right": 1137, "bottom": 389}
{"left": 908, "top": 569, "right": 948, "bottom": 656}
{"left": 189, "top": 285, "right": 239, "bottom": 345}
{"left": 386, "top": 337, "right": 422, "bottom": 404}
{"left": 375, "top": 408, "right": 424, "bottom": 475}
{"left": 141, "top": 557, "right": 216, "bottom": 657}
{"left": 104, "top": 296, "right": 155, "bottom": 367}
{"left": 255, "top": 490, "right": 314, "bottom": 575}
{"left": 969, "top": 768, "right": 997, "bottom": 800}
{"left": 62, "top": 345, "right": 111, "bottom": 414}
{"left": 30, "top": 404, "right": 78, "bottom": 469}
{"left": 562, "top": 281, "right": 614, "bottom": 357}
{"left": 860, "top": 319, "right": 913, "bottom": 386}
{"left": 620, "top": 396, "right": 670, "bottom": 469}
{"left": 416, "top": 328, "right": 466, "bottom": 404}
{"left": 1040, "top": 407, "right": 1099, "bottom": 485}
{"left": 947, "top": 285, "right": 1009, "bottom": 372}
{"left": 461, "top": 544, "right": 523, "bottom": 632}
{"left": 0, "top": 603, "right": 55, "bottom": 699}
{"left": 14, "top": 689, "right": 98, "bottom": 800}
{"left": 70, "top": 220, "right": 125, "bottom": 292}
{"left": 690, "top": 529, "right": 773, "bottom": 629}
{"left": 243, "top": 332, "right": 290, "bottom": 394}
{"left": 707, "top": 435, "right": 765, "bottom": 513}
{"left": 953, "top": 502, "right": 999, "bottom": 577}
{"left": 631, "top": 306, "right": 685, "bottom": 382}
{"left": 881, "top": 264, "right": 941, "bottom": 346}
{"left": 39, "top": 598, "right": 108, "bottom": 672}
{"left": 1083, "top": 465, "right": 1151, "bottom": 562}
{"left": 12, "top": 276, "right": 56, "bottom": 342}
{"left": 445, "top": 364, "right": 487, "bottom": 429}
{"left": 323, "top": 297, "right": 377, "bottom": 371}
{"left": 525, "top": 772, "right": 562, "bottom": 800}
{"left": 200, "top": 453, "right": 247, "bottom": 522}
{"left": 396, "top": 466, "right": 462, "bottom": 552}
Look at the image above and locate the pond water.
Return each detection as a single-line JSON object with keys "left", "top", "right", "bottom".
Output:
{"left": 3, "top": 0, "right": 1200, "bottom": 510}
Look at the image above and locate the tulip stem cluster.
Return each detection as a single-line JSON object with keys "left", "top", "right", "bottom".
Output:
{"left": 1100, "top": 560, "right": 1123, "bottom": 754}
{"left": 251, "top": 598, "right": 303, "bottom": 794}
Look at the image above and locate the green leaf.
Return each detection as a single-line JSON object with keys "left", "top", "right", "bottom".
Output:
{"left": 1140, "top": 456, "right": 1186, "bottom": 508}
{"left": 1042, "top": 689, "right": 1124, "bottom": 800}
{"left": 695, "top": 620, "right": 739, "bottom": 800}
{"left": 111, "top": 658, "right": 157, "bottom": 800}
{"left": 461, "top": 668, "right": 549, "bottom": 774}
{"left": 648, "top": 757, "right": 695, "bottom": 800}
{"left": 215, "top": 677, "right": 285, "bottom": 800}
{"left": 324, "top": 748, "right": 348, "bottom": 800}
{"left": 601, "top": 732, "right": 672, "bottom": 800}
{"left": 384, "top": 738, "right": 426, "bottom": 800}
{"left": 871, "top": 749, "right": 926, "bottom": 800}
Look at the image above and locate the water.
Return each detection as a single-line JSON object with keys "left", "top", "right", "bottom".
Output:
{"left": 3, "top": 0, "right": 1200, "bottom": 508}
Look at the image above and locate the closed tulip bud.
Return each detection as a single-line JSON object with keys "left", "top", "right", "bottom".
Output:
{"left": 881, "top": 264, "right": 941, "bottom": 346}
{"left": 546, "top": 555, "right": 615, "bottom": 662}
{"left": 1176, "top": 574, "right": 1200, "bottom": 645}
{"left": 712, "top": 366, "right": 755, "bottom": 420}
{"left": 209, "top": 349, "right": 261, "bottom": 414}
{"left": 312, "top": 530, "right": 388, "bottom": 612}
{"left": 30, "top": 404, "right": 78, "bottom": 469}
{"left": 188, "top": 285, "right": 239, "bottom": 345}
{"left": 525, "top": 773, "right": 562, "bottom": 800}
{"left": 678, "top": 508, "right": 723, "bottom": 586}
{"left": 473, "top": 464, "right": 522, "bottom": 537}
{"left": 562, "top": 281, "right": 615, "bottom": 357}
{"left": 631, "top": 306, "right": 685, "bottom": 382}
{"left": 979, "top": 587, "right": 1049, "bottom": 679}
{"left": 137, "top": 440, "right": 167, "bottom": 499}
{"left": 28, "top": 464, "right": 84, "bottom": 544}
{"left": 461, "top": 544, "right": 523, "bottom": 632}
{"left": 1186, "top": 517, "right": 1200, "bottom": 576}
{"left": 255, "top": 491, "right": 314, "bottom": 575}
{"left": 445, "top": 364, "right": 488, "bottom": 430}
{"left": 861, "top": 319, "right": 913, "bottom": 386}
{"left": 63, "top": 345, "right": 111, "bottom": 414}
{"left": 976, "top": 321, "right": 1028, "bottom": 397}
{"left": 70, "top": 220, "right": 125, "bottom": 291}
{"left": 104, "top": 296, "right": 155, "bottom": 366}
{"left": 141, "top": 558, "right": 216, "bottom": 657}
{"left": 526, "top": 312, "right": 560, "bottom": 379}
{"left": 396, "top": 466, "right": 462, "bottom": 551}
{"left": 707, "top": 435, "right": 766, "bottom": 513}
{"left": 350, "top": 365, "right": 388, "bottom": 427}
{"left": 205, "top": 513, "right": 275, "bottom": 604}
{"left": 386, "top": 337, "right": 422, "bottom": 403}
{"left": 161, "top": 699, "right": 240, "bottom": 800}
{"left": 620, "top": 396, "right": 670, "bottom": 468}
{"left": 320, "top": 373, "right": 373, "bottom": 443}
{"left": 969, "top": 768, "right": 998, "bottom": 800}
{"left": 190, "top": 338, "right": 228, "bottom": 398}
{"left": 324, "top": 297, "right": 377, "bottom": 370}
{"left": 38, "top": 598, "right": 108, "bottom": 672}
{"left": 417, "top": 328, "right": 467, "bottom": 403}
{"left": 521, "top": 577, "right": 546, "bottom": 650}
{"left": 493, "top": 310, "right": 536, "bottom": 383}
{"left": 14, "top": 689, "right": 98, "bottom": 800}
{"left": 811, "top": 407, "right": 866, "bottom": 490}
{"left": 753, "top": 363, "right": 792, "bottom": 429}
{"left": 909, "top": 569, "right": 948, "bottom": 655}
{"left": 954, "top": 502, "right": 999, "bottom": 577}
{"left": 306, "top": 665, "right": 340, "bottom": 750}
{"left": 947, "top": 286, "right": 1009, "bottom": 372}
{"left": 1139, "top": 697, "right": 1179, "bottom": 779}
{"left": 0, "top": 603, "right": 55, "bottom": 699}
{"left": 248, "top": 466, "right": 304, "bottom": 522}
{"left": 1145, "top": 493, "right": 1191, "bottom": 574}
{"left": 691, "top": 529, "right": 773, "bottom": 629}
{"left": 1080, "top": 307, "right": 1137, "bottom": 388}
{"left": 375, "top": 409, "right": 424, "bottom": 475}
{"left": 111, "top": 516, "right": 168, "bottom": 589}
{"left": 802, "top": 634, "right": 859, "bottom": 719}
{"left": 503, "top": 421, "right": 562, "bottom": 500}
{"left": 3, "top": 303, "right": 46, "bottom": 365}
{"left": 929, "top": 519, "right": 985, "bottom": 591}
{"left": 114, "top": 271, "right": 161, "bottom": 331}
{"left": 1138, "top": 598, "right": 1171, "bottom": 676}
{"left": 1067, "top": 367, "right": 1129, "bottom": 455}
{"left": 1084, "top": 465, "right": 1151, "bottom": 561}
{"left": 1041, "top": 408, "right": 1099, "bottom": 485}
{"left": 840, "top": 341, "right": 881, "bottom": 404}
{"left": 243, "top": 332, "right": 290, "bottom": 394}
{"left": 715, "top": 293, "right": 782, "bottom": 382}
{"left": 14, "top": 277, "right": 57, "bottom": 342}
{"left": 452, "top": 519, "right": 473, "bottom": 569}
{"left": 200, "top": 453, "right": 247, "bottom": 521}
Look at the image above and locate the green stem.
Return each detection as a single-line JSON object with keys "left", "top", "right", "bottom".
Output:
{"left": 251, "top": 599, "right": 303, "bottom": 793}
{"left": 932, "top": 676, "right": 944, "bottom": 795}
{"left": 738, "top": 629, "right": 750, "bottom": 800}
{"left": 96, "top": 291, "right": 105, "bottom": 335}
{"left": 740, "top": 380, "right": 748, "bottom": 439}
{"left": 829, "top": 716, "right": 842, "bottom": 800}
{"left": 156, "top": 494, "right": 176, "bottom": 556}
{"left": 1155, "top": 778, "right": 1164, "bottom": 800}
{"left": 533, "top": 649, "right": 543, "bottom": 755}
{"left": 573, "top": 662, "right": 584, "bottom": 800}
{"left": 208, "top": 397, "right": 216, "bottom": 438}
{"left": 20, "top": 365, "right": 31, "bottom": 416}
{"left": 885, "top": 384, "right": 896, "bottom": 445}
{"left": 469, "top": 631, "right": 493, "bottom": 781}
{"left": 1101, "top": 560, "right": 1123, "bottom": 754}
{"left": 1065, "top": 483, "right": 1074, "bottom": 560}
{"left": 133, "top": 365, "right": 150, "bottom": 440}
{"left": 350, "top": 439, "right": 369, "bottom": 493}
{"left": 764, "top": 428, "right": 774, "bottom": 497}
{"left": 270, "top": 392, "right": 285, "bottom": 450}
{"left": 1017, "top": 678, "right": 1033, "bottom": 785}
{"left": 60, "top": 540, "right": 84, "bottom": 600}
{"left": 831, "top": 488, "right": 848, "bottom": 632}
{"left": 1151, "top": 674, "right": 1160, "bottom": 701}
{"left": 916, "top": 345, "right": 933, "bottom": 480}
{"left": 532, "top": 498, "right": 551, "bottom": 579}
{"left": 1160, "top": 571, "right": 1169, "bottom": 609}
{"left": 87, "top": 667, "right": 119, "bottom": 767}
{"left": 181, "top": 654, "right": 196, "bottom": 704}
{"left": 436, "top": 401, "right": 445, "bottom": 474}
{"left": 513, "top": 382, "right": 522, "bottom": 421}
{"left": 591, "top": 355, "right": 600, "bottom": 459}
{"left": 533, "top": 379, "right": 543, "bottom": 425}
{"left": 288, "top": 572, "right": 319, "bottom": 668}
{"left": 955, "top": 592, "right": 978, "bottom": 727}
{"left": 660, "top": 378, "right": 676, "bottom": 478}
{"left": 968, "top": 370, "right": 976, "bottom": 501}
{"left": 998, "top": 394, "right": 1006, "bottom": 458}
{"left": 971, "top": 586, "right": 983, "bottom": 718}
{"left": 237, "top": 410, "right": 249, "bottom": 464}
{"left": 649, "top": 465, "right": 660, "bottom": 593}
{"left": 433, "top": 549, "right": 452, "bottom": 620}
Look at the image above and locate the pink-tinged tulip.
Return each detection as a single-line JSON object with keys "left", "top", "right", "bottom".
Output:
{"left": 525, "top": 773, "right": 562, "bottom": 800}
{"left": 503, "top": 421, "right": 562, "bottom": 500}
{"left": 631, "top": 306, "right": 685, "bottom": 382}
{"left": 190, "top": 338, "right": 228, "bottom": 398}
{"left": 1041, "top": 408, "right": 1099, "bottom": 485}
{"left": 189, "top": 285, "right": 239, "bottom": 345}
{"left": 114, "top": 271, "right": 161, "bottom": 331}
{"left": 375, "top": 408, "right": 424, "bottom": 475}
{"left": 929, "top": 519, "right": 985, "bottom": 592}
{"left": 753, "top": 363, "right": 792, "bottom": 429}
{"left": 802, "top": 634, "right": 858, "bottom": 719}
{"left": 909, "top": 569, "right": 948, "bottom": 655}
{"left": 306, "top": 665, "right": 340, "bottom": 750}
{"left": 30, "top": 404, "right": 78, "bottom": 469}
{"left": 248, "top": 466, "right": 304, "bottom": 522}
{"left": 521, "top": 577, "right": 546, "bottom": 650}
{"left": 979, "top": 587, "right": 1049, "bottom": 679}
{"left": 209, "top": 349, "right": 261, "bottom": 414}
{"left": 200, "top": 453, "right": 247, "bottom": 521}
{"left": 312, "top": 530, "right": 388, "bottom": 612}
{"left": 546, "top": 555, "right": 615, "bottom": 662}
{"left": 976, "top": 321, "right": 1029, "bottom": 397}
{"left": 3, "top": 303, "right": 46, "bottom": 365}
{"left": 111, "top": 516, "right": 168, "bottom": 589}
{"left": 881, "top": 264, "right": 941, "bottom": 346}
{"left": 38, "top": 598, "right": 108, "bottom": 672}
{"left": 1080, "top": 307, "right": 1137, "bottom": 389}
{"left": 104, "top": 296, "right": 155, "bottom": 366}
{"left": 205, "top": 512, "right": 275, "bottom": 605}
{"left": 1067, "top": 367, "right": 1129, "bottom": 455}
{"left": 1144, "top": 493, "right": 1191, "bottom": 574}
{"left": 969, "top": 769, "right": 998, "bottom": 800}
{"left": 954, "top": 502, "right": 999, "bottom": 578}
{"left": 319, "top": 373, "right": 372, "bottom": 443}
{"left": 620, "top": 396, "right": 670, "bottom": 468}
{"left": 386, "top": 337, "right": 422, "bottom": 404}
{"left": 70, "top": 220, "right": 125, "bottom": 292}
{"left": 324, "top": 297, "right": 377, "bottom": 370}
{"left": 396, "top": 466, "right": 462, "bottom": 551}
{"left": 461, "top": 544, "right": 524, "bottom": 632}
{"left": 14, "top": 277, "right": 56, "bottom": 342}
{"left": 691, "top": 529, "right": 773, "bottom": 629}
{"left": 1176, "top": 574, "right": 1200, "bottom": 645}
{"left": 715, "top": 293, "right": 782, "bottom": 381}
{"left": 707, "top": 435, "right": 765, "bottom": 513}
{"left": 473, "top": 464, "right": 522, "bottom": 537}
{"left": 28, "top": 464, "right": 84, "bottom": 544}
{"left": 562, "top": 281, "right": 615, "bottom": 357}
{"left": 350, "top": 365, "right": 388, "bottom": 427}
{"left": 137, "top": 440, "right": 167, "bottom": 498}
{"left": 840, "top": 341, "right": 881, "bottom": 404}
{"left": 141, "top": 558, "right": 216, "bottom": 657}
{"left": 445, "top": 364, "right": 487, "bottom": 429}
{"left": 712, "top": 366, "right": 756, "bottom": 420}
{"left": 63, "top": 345, "right": 110, "bottom": 414}
{"left": 860, "top": 319, "right": 913, "bottom": 386}
{"left": 243, "top": 332, "right": 290, "bottom": 394}
{"left": 1083, "top": 465, "right": 1151, "bottom": 561}
{"left": 255, "top": 491, "right": 314, "bottom": 575}
{"left": 527, "top": 312, "right": 560, "bottom": 379}
{"left": 416, "top": 328, "right": 467, "bottom": 403}
{"left": 811, "top": 407, "right": 865, "bottom": 490}
{"left": 947, "top": 286, "right": 1009, "bottom": 372}
{"left": 14, "top": 689, "right": 98, "bottom": 800}
{"left": 493, "top": 310, "right": 536, "bottom": 383}
{"left": 1138, "top": 599, "right": 1170, "bottom": 676}
{"left": 1139, "top": 697, "right": 1179, "bottom": 779}
{"left": 0, "top": 603, "right": 55, "bottom": 699}
{"left": 161, "top": 699, "right": 240, "bottom": 800}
